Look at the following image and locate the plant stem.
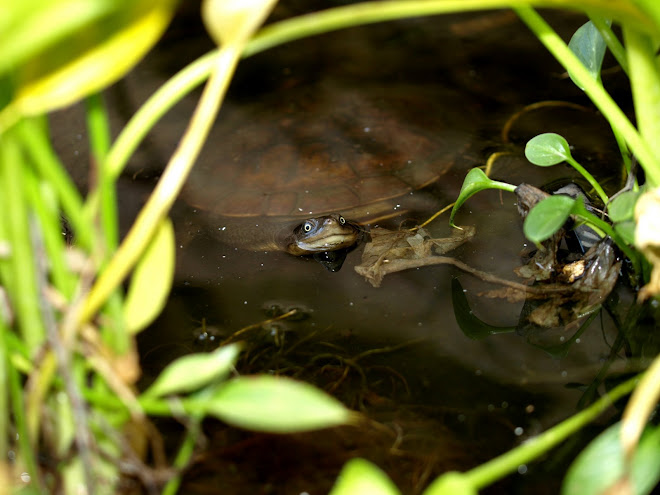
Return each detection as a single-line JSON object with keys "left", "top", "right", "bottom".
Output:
{"left": 566, "top": 156, "right": 609, "bottom": 204}
{"left": 621, "top": 351, "right": 660, "bottom": 458}
{"left": 588, "top": 14, "right": 628, "bottom": 75}
{"left": 465, "top": 373, "right": 639, "bottom": 490}
{"left": 514, "top": 6, "right": 660, "bottom": 186}
{"left": 79, "top": 44, "right": 243, "bottom": 324}
{"left": 162, "top": 417, "right": 202, "bottom": 495}
{"left": 622, "top": 25, "right": 660, "bottom": 183}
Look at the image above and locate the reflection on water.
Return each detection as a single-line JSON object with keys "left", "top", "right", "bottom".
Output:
{"left": 52, "top": 4, "right": 631, "bottom": 494}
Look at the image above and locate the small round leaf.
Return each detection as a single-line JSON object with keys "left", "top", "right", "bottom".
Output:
{"left": 525, "top": 133, "right": 572, "bottom": 166}
{"left": 523, "top": 195, "right": 576, "bottom": 243}
{"left": 608, "top": 190, "right": 640, "bottom": 223}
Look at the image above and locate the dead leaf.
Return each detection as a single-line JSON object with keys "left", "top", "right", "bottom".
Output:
{"left": 354, "top": 226, "right": 475, "bottom": 287}
{"left": 516, "top": 239, "right": 621, "bottom": 330}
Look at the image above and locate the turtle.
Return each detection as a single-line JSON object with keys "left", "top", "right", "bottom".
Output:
{"left": 183, "top": 81, "right": 475, "bottom": 270}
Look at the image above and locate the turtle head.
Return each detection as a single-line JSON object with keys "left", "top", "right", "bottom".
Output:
{"left": 284, "top": 214, "right": 364, "bottom": 270}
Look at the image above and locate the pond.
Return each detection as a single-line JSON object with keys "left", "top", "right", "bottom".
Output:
{"left": 51, "top": 4, "right": 633, "bottom": 494}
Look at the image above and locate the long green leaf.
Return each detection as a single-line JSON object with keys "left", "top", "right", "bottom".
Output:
{"left": 1, "top": 0, "right": 177, "bottom": 123}
{"left": 205, "top": 375, "right": 353, "bottom": 433}
{"left": 123, "top": 218, "right": 175, "bottom": 334}
{"left": 562, "top": 422, "right": 660, "bottom": 495}
{"left": 143, "top": 344, "right": 241, "bottom": 398}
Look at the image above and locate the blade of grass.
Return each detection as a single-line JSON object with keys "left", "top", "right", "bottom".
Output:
{"left": 15, "top": 118, "right": 92, "bottom": 250}
{"left": 622, "top": 25, "right": 660, "bottom": 169}
{"left": 23, "top": 167, "right": 76, "bottom": 298}
{"left": 1, "top": 131, "right": 45, "bottom": 352}
{"left": 85, "top": 93, "right": 117, "bottom": 251}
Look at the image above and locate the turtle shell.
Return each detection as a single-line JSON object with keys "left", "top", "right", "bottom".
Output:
{"left": 185, "top": 82, "right": 474, "bottom": 222}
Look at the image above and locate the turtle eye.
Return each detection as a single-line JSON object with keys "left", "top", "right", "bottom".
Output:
{"left": 339, "top": 215, "right": 346, "bottom": 225}
{"left": 303, "top": 221, "right": 313, "bottom": 233}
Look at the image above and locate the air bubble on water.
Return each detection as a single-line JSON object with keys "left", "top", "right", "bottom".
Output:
{"left": 561, "top": 370, "right": 568, "bottom": 378}
{"left": 517, "top": 465, "right": 528, "bottom": 475}
{"left": 514, "top": 427, "right": 524, "bottom": 436}
{"left": 244, "top": 301, "right": 248, "bottom": 305}
{"left": 364, "top": 127, "right": 371, "bottom": 132}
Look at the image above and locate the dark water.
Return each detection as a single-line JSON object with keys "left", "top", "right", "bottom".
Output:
{"left": 51, "top": 4, "right": 631, "bottom": 494}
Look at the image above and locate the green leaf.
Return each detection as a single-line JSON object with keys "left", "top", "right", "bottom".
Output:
{"left": 449, "top": 168, "right": 516, "bottom": 225}
{"left": 123, "top": 217, "right": 175, "bottom": 334}
{"left": 0, "top": 0, "right": 113, "bottom": 76}
{"left": 568, "top": 20, "right": 608, "bottom": 89}
{"left": 330, "top": 458, "right": 401, "bottom": 495}
{"left": 451, "top": 278, "right": 515, "bottom": 339}
{"left": 143, "top": 343, "right": 241, "bottom": 398}
{"left": 609, "top": 190, "right": 641, "bottom": 223}
{"left": 523, "top": 194, "right": 576, "bottom": 243}
{"left": 423, "top": 471, "right": 477, "bottom": 495}
{"left": 1, "top": 0, "right": 177, "bottom": 120}
{"left": 525, "top": 133, "right": 572, "bottom": 166}
{"left": 205, "top": 375, "right": 352, "bottom": 433}
{"left": 562, "top": 422, "right": 660, "bottom": 495}
{"left": 634, "top": 0, "right": 660, "bottom": 35}
{"left": 614, "top": 220, "right": 636, "bottom": 245}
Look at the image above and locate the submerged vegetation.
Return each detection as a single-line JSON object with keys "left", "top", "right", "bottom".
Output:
{"left": 1, "top": 0, "right": 660, "bottom": 493}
